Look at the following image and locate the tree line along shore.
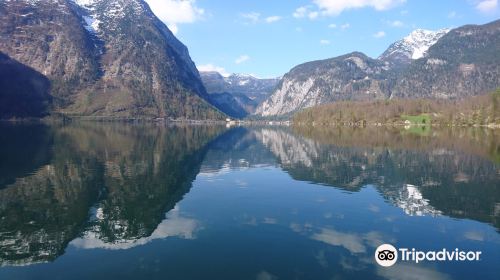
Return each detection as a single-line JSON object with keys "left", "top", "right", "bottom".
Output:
{"left": 293, "top": 88, "right": 500, "bottom": 128}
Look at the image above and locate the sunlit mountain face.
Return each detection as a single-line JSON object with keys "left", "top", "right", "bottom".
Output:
{"left": 0, "top": 123, "right": 498, "bottom": 279}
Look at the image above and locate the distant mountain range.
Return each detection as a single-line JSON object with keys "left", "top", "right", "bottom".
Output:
{"left": 0, "top": 0, "right": 224, "bottom": 119}
{"left": 200, "top": 71, "right": 279, "bottom": 118}
{"left": 257, "top": 20, "right": 500, "bottom": 117}
{"left": 1, "top": 1, "right": 499, "bottom": 120}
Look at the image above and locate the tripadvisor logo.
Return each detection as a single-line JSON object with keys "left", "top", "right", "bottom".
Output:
{"left": 375, "top": 244, "right": 482, "bottom": 267}
{"left": 375, "top": 244, "right": 398, "bottom": 267}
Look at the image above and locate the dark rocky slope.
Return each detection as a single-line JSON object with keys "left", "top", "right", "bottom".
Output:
{"left": 0, "top": 52, "right": 51, "bottom": 119}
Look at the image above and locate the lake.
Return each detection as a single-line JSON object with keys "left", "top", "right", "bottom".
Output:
{"left": 0, "top": 123, "right": 499, "bottom": 280}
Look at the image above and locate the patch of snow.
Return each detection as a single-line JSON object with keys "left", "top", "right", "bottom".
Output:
{"left": 381, "top": 28, "right": 450, "bottom": 60}
{"left": 82, "top": 15, "right": 101, "bottom": 33}
{"left": 71, "top": 0, "right": 98, "bottom": 8}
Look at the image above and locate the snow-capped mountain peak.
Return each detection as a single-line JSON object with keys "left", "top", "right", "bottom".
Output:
{"left": 380, "top": 28, "right": 450, "bottom": 63}
{"left": 71, "top": 0, "right": 98, "bottom": 8}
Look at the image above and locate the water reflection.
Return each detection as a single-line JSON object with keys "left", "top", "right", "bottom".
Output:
{"left": 0, "top": 123, "right": 225, "bottom": 266}
{"left": 0, "top": 123, "right": 498, "bottom": 280}
{"left": 261, "top": 127, "right": 499, "bottom": 228}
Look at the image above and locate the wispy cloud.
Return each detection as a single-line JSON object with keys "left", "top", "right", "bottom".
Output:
{"left": 293, "top": 6, "right": 310, "bottom": 18}
{"left": 340, "top": 23, "right": 350, "bottom": 30}
{"left": 475, "top": 0, "right": 498, "bottom": 13}
{"left": 145, "top": 0, "right": 204, "bottom": 34}
{"left": 328, "top": 23, "right": 337, "bottom": 28}
{"left": 265, "top": 16, "right": 282, "bottom": 23}
{"left": 241, "top": 12, "right": 261, "bottom": 24}
{"left": 196, "top": 64, "right": 230, "bottom": 77}
{"left": 235, "top": 55, "right": 250, "bottom": 64}
{"left": 293, "top": 5, "right": 320, "bottom": 19}
{"left": 313, "top": 0, "right": 407, "bottom": 16}
{"left": 389, "top": 20, "right": 404, "bottom": 27}
{"left": 373, "top": 31, "right": 386, "bottom": 38}
{"left": 320, "top": 39, "right": 331, "bottom": 45}
{"left": 308, "top": 11, "right": 320, "bottom": 19}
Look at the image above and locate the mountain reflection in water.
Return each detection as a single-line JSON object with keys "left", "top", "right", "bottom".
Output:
{"left": 0, "top": 123, "right": 498, "bottom": 280}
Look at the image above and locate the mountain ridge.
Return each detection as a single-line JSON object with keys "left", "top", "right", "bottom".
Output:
{"left": 200, "top": 71, "right": 279, "bottom": 118}
{"left": 256, "top": 19, "right": 500, "bottom": 117}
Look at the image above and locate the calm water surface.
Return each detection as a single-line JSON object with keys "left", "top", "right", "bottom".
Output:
{"left": 0, "top": 123, "right": 499, "bottom": 280}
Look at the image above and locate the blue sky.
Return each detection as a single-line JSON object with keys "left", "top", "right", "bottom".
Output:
{"left": 145, "top": 0, "right": 500, "bottom": 78}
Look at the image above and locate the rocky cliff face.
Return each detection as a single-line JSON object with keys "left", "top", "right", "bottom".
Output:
{"left": 200, "top": 71, "right": 279, "bottom": 118}
{"left": 255, "top": 52, "right": 390, "bottom": 116}
{"left": 0, "top": 0, "right": 223, "bottom": 119}
{"left": 256, "top": 20, "right": 500, "bottom": 117}
{"left": 0, "top": 0, "right": 100, "bottom": 109}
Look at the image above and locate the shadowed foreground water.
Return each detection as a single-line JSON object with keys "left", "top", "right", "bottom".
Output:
{"left": 0, "top": 123, "right": 498, "bottom": 280}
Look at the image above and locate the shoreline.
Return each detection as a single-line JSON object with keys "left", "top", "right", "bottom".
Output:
{"left": 1, "top": 117, "right": 499, "bottom": 129}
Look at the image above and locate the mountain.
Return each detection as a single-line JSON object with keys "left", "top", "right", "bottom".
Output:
{"left": 0, "top": 0, "right": 224, "bottom": 119}
{"left": 201, "top": 72, "right": 279, "bottom": 103}
{"left": 391, "top": 20, "right": 500, "bottom": 99}
{"left": 256, "top": 20, "right": 500, "bottom": 117}
{"left": 200, "top": 71, "right": 279, "bottom": 118}
{"left": 379, "top": 28, "right": 450, "bottom": 66}
{"left": 0, "top": 52, "right": 51, "bottom": 119}
{"left": 255, "top": 52, "right": 390, "bottom": 116}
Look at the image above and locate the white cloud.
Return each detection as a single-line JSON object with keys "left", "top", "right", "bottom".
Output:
{"left": 475, "top": 0, "right": 498, "bottom": 13}
{"left": 373, "top": 31, "right": 386, "bottom": 38}
{"left": 265, "top": 16, "right": 282, "bottom": 23}
{"left": 235, "top": 55, "right": 250, "bottom": 64}
{"left": 168, "top": 24, "right": 179, "bottom": 34}
{"left": 196, "top": 64, "right": 230, "bottom": 77}
{"left": 145, "top": 0, "right": 204, "bottom": 34}
{"left": 241, "top": 12, "right": 261, "bottom": 24}
{"left": 313, "top": 0, "right": 406, "bottom": 16}
{"left": 328, "top": 23, "right": 337, "bottom": 28}
{"left": 293, "top": 6, "right": 310, "bottom": 18}
{"left": 320, "top": 39, "right": 331, "bottom": 45}
{"left": 340, "top": 23, "right": 350, "bottom": 30}
{"left": 400, "top": 9, "right": 409, "bottom": 15}
{"left": 389, "top": 20, "right": 404, "bottom": 27}
{"left": 293, "top": 5, "right": 320, "bottom": 19}
{"left": 308, "top": 11, "right": 320, "bottom": 19}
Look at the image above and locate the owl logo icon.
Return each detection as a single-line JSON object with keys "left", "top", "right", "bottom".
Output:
{"left": 375, "top": 244, "right": 398, "bottom": 267}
